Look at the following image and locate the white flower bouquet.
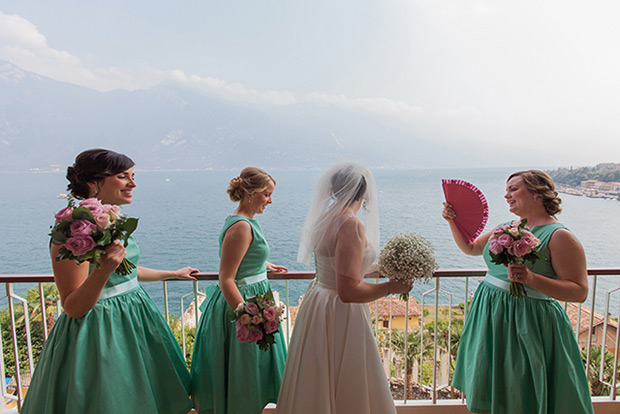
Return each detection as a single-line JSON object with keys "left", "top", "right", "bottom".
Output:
{"left": 378, "top": 232, "right": 437, "bottom": 300}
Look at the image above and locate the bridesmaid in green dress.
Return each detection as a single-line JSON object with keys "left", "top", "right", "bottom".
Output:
{"left": 444, "top": 170, "right": 593, "bottom": 414}
{"left": 21, "top": 149, "right": 198, "bottom": 414}
{"left": 191, "top": 167, "right": 288, "bottom": 414}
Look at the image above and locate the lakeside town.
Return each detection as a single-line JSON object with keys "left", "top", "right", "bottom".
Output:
{"left": 549, "top": 162, "right": 620, "bottom": 200}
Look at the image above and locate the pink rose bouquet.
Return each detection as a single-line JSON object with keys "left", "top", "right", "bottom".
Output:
{"left": 488, "top": 218, "right": 544, "bottom": 298}
{"left": 229, "top": 289, "right": 285, "bottom": 351}
{"left": 50, "top": 196, "right": 139, "bottom": 275}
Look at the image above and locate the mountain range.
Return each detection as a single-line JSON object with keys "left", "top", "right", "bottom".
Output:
{"left": 0, "top": 60, "right": 473, "bottom": 172}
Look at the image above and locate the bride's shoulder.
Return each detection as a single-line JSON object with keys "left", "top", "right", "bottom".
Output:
{"left": 336, "top": 215, "right": 365, "bottom": 239}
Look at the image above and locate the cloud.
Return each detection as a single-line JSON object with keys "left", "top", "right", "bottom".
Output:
{"left": 174, "top": 71, "right": 298, "bottom": 105}
{"left": 305, "top": 91, "right": 424, "bottom": 119}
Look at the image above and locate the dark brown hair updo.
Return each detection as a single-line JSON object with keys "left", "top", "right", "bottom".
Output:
{"left": 227, "top": 167, "right": 275, "bottom": 202}
{"left": 508, "top": 170, "right": 562, "bottom": 216}
{"left": 66, "top": 149, "right": 135, "bottom": 199}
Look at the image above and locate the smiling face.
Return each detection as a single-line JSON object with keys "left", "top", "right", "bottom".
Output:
{"left": 249, "top": 179, "right": 275, "bottom": 215}
{"left": 89, "top": 168, "right": 137, "bottom": 205}
{"left": 504, "top": 175, "right": 536, "bottom": 216}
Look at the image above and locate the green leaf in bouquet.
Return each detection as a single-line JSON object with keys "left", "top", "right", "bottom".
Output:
{"left": 123, "top": 217, "right": 138, "bottom": 234}
{"left": 97, "top": 229, "right": 113, "bottom": 246}
{"left": 55, "top": 248, "right": 74, "bottom": 262}
{"left": 50, "top": 230, "right": 68, "bottom": 244}
{"left": 72, "top": 206, "right": 95, "bottom": 222}
{"left": 263, "top": 290, "right": 274, "bottom": 302}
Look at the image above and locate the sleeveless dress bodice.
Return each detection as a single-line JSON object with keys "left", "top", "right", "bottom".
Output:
{"left": 315, "top": 244, "right": 375, "bottom": 290}
{"left": 483, "top": 221, "right": 565, "bottom": 284}
{"left": 219, "top": 215, "right": 268, "bottom": 281}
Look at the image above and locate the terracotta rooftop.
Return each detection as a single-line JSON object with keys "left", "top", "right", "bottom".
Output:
{"left": 368, "top": 296, "right": 421, "bottom": 317}
{"left": 565, "top": 302, "right": 618, "bottom": 333}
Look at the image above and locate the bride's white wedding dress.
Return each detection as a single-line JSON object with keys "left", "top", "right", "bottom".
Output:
{"left": 276, "top": 216, "right": 396, "bottom": 414}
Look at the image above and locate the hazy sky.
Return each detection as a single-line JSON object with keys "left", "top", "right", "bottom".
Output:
{"left": 1, "top": 0, "right": 619, "bottom": 166}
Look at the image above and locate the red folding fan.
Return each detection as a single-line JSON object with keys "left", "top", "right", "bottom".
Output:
{"left": 442, "top": 179, "right": 489, "bottom": 245}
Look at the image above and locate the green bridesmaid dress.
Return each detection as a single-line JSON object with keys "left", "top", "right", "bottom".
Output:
{"left": 191, "top": 215, "right": 287, "bottom": 414}
{"left": 452, "top": 222, "right": 593, "bottom": 414}
{"left": 21, "top": 236, "right": 193, "bottom": 414}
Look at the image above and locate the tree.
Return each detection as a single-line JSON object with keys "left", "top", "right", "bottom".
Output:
{"left": 387, "top": 328, "right": 434, "bottom": 399}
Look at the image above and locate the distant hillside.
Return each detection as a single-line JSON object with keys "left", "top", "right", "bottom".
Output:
{"left": 547, "top": 163, "right": 620, "bottom": 186}
{"left": 0, "top": 60, "right": 476, "bottom": 172}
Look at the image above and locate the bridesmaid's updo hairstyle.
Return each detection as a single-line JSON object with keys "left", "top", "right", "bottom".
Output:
{"left": 508, "top": 170, "right": 562, "bottom": 216}
{"left": 227, "top": 167, "right": 275, "bottom": 202}
{"left": 66, "top": 149, "right": 135, "bottom": 199}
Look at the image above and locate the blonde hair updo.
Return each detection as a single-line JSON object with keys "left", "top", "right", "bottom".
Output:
{"left": 227, "top": 166, "right": 275, "bottom": 202}
{"left": 508, "top": 170, "right": 562, "bottom": 216}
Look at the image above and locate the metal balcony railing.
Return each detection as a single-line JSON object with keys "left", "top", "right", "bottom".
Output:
{"left": 1, "top": 269, "right": 619, "bottom": 412}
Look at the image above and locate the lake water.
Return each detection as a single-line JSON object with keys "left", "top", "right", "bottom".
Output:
{"left": 1, "top": 167, "right": 619, "bottom": 314}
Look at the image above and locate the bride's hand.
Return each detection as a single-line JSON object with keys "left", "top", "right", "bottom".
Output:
{"left": 442, "top": 202, "right": 456, "bottom": 222}
{"left": 388, "top": 279, "right": 413, "bottom": 295}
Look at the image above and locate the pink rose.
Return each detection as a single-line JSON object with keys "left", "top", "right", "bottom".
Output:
{"left": 239, "top": 314, "right": 252, "bottom": 326}
{"left": 95, "top": 214, "right": 110, "bottom": 231}
{"left": 275, "top": 306, "right": 284, "bottom": 317}
{"left": 488, "top": 239, "right": 504, "bottom": 255}
{"left": 263, "top": 307, "right": 276, "bottom": 321}
{"left": 521, "top": 234, "right": 540, "bottom": 249}
{"left": 104, "top": 205, "right": 122, "bottom": 221}
{"left": 64, "top": 235, "right": 96, "bottom": 256}
{"left": 248, "top": 329, "right": 263, "bottom": 342}
{"left": 245, "top": 302, "right": 259, "bottom": 316}
{"left": 79, "top": 198, "right": 105, "bottom": 216}
{"left": 264, "top": 320, "right": 279, "bottom": 334}
{"left": 251, "top": 315, "right": 263, "bottom": 325}
{"left": 512, "top": 239, "right": 531, "bottom": 257}
{"left": 497, "top": 234, "right": 513, "bottom": 248}
{"left": 70, "top": 220, "right": 97, "bottom": 236}
{"left": 235, "top": 321, "right": 250, "bottom": 343}
{"left": 55, "top": 206, "right": 74, "bottom": 222}
{"left": 509, "top": 227, "right": 520, "bottom": 236}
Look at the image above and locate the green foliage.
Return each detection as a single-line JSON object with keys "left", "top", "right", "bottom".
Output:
{"left": 547, "top": 164, "right": 620, "bottom": 187}
{"left": 168, "top": 314, "right": 196, "bottom": 366}
{"left": 582, "top": 346, "right": 620, "bottom": 396}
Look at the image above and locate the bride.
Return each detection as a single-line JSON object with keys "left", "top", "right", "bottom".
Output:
{"left": 276, "top": 162, "right": 412, "bottom": 414}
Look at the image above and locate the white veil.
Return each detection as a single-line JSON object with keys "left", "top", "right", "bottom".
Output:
{"left": 297, "top": 162, "right": 380, "bottom": 265}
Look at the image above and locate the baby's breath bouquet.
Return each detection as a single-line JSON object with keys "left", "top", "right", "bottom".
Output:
{"left": 378, "top": 232, "right": 437, "bottom": 300}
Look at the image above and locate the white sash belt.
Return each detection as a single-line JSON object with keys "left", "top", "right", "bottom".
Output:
{"left": 484, "top": 274, "right": 551, "bottom": 300}
{"left": 236, "top": 271, "right": 267, "bottom": 286}
{"left": 99, "top": 278, "right": 140, "bottom": 301}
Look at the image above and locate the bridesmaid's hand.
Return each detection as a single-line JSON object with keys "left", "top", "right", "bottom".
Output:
{"left": 170, "top": 267, "right": 199, "bottom": 281}
{"left": 266, "top": 261, "right": 288, "bottom": 273}
{"left": 507, "top": 263, "right": 532, "bottom": 285}
{"left": 442, "top": 202, "right": 456, "bottom": 222}
{"left": 98, "top": 240, "right": 127, "bottom": 275}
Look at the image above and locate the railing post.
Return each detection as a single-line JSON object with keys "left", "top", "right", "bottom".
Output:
{"left": 611, "top": 294, "right": 620, "bottom": 400}
{"left": 432, "top": 277, "right": 439, "bottom": 404}
{"left": 7, "top": 283, "right": 24, "bottom": 410}
{"left": 193, "top": 280, "right": 200, "bottom": 329}
{"left": 585, "top": 275, "right": 598, "bottom": 378}
{"left": 163, "top": 280, "right": 169, "bottom": 325}
{"left": 39, "top": 283, "right": 48, "bottom": 341}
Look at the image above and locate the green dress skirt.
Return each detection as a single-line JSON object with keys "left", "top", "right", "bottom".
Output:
{"left": 191, "top": 216, "right": 287, "bottom": 414}
{"left": 21, "top": 237, "right": 192, "bottom": 414}
{"left": 452, "top": 222, "right": 593, "bottom": 414}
